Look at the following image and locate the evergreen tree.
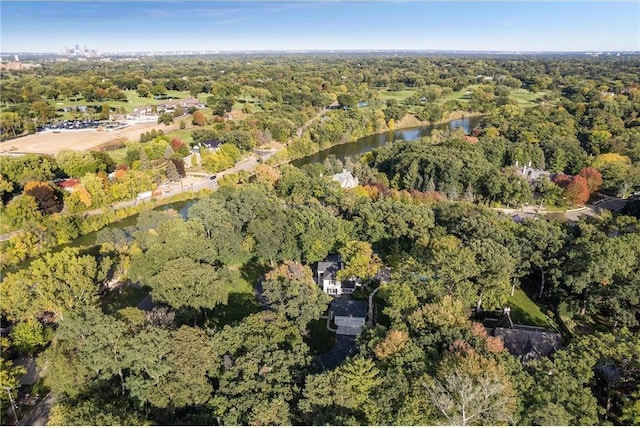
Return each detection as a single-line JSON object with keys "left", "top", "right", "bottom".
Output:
{"left": 165, "top": 161, "right": 180, "bottom": 182}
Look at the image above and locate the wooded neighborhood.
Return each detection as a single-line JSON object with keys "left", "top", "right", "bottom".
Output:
{"left": 1, "top": 38, "right": 640, "bottom": 426}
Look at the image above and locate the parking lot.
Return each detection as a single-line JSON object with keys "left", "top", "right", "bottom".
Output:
{"left": 37, "top": 119, "right": 126, "bottom": 132}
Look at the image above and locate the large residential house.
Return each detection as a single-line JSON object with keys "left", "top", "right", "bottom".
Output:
{"left": 485, "top": 307, "right": 562, "bottom": 362}
{"left": 516, "top": 160, "right": 550, "bottom": 184}
{"left": 332, "top": 169, "right": 358, "bottom": 189}
{"left": 316, "top": 255, "right": 361, "bottom": 296}
{"left": 157, "top": 98, "right": 205, "bottom": 113}
{"left": 126, "top": 105, "right": 158, "bottom": 123}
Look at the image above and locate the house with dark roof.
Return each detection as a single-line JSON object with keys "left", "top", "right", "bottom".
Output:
{"left": 316, "top": 255, "right": 361, "bottom": 296}
{"left": 485, "top": 308, "right": 562, "bottom": 362}
{"left": 331, "top": 298, "right": 367, "bottom": 336}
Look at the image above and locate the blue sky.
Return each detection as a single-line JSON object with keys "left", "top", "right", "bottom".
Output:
{"left": 1, "top": 1, "right": 639, "bottom": 53}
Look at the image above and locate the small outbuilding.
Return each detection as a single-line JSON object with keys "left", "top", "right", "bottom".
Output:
{"left": 331, "top": 298, "right": 367, "bottom": 336}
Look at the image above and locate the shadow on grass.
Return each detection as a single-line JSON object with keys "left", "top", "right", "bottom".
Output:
{"left": 305, "top": 318, "right": 336, "bottom": 355}
{"left": 507, "top": 289, "right": 550, "bottom": 328}
{"left": 207, "top": 292, "right": 262, "bottom": 329}
{"left": 239, "top": 258, "right": 269, "bottom": 285}
{"left": 101, "top": 284, "right": 150, "bottom": 314}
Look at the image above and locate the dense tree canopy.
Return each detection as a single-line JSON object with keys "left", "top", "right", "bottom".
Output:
{"left": 1, "top": 53, "right": 640, "bottom": 426}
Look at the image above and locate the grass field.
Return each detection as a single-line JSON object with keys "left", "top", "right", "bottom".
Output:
{"left": 510, "top": 88, "right": 545, "bottom": 106}
{"left": 443, "top": 85, "right": 480, "bottom": 102}
{"left": 507, "top": 288, "right": 551, "bottom": 327}
{"left": 206, "top": 261, "right": 265, "bottom": 328}
{"left": 306, "top": 318, "right": 336, "bottom": 355}
{"left": 54, "top": 89, "right": 193, "bottom": 111}
{"left": 374, "top": 85, "right": 541, "bottom": 109}
{"left": 377, "top": 88, "right": 418, "bottom": 102}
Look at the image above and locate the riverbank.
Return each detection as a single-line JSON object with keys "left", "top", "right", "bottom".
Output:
{"left": 274, "top": 110, "right": 484, "bottom": 168}
{"left": 1, "top": 112, "right": 480, "bottom": 270}
{"left": 394, "top": 110, "right": 483, "bottom": 129}
{"left": 288, "top": 113, "right": 483, "bottom": 168}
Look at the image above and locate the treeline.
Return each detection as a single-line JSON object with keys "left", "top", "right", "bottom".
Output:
{"left": 4, "top": 53, "right": 639, "bottom": 145}
{"left": 1, "top": 159, "right": 639, "bottom": 425}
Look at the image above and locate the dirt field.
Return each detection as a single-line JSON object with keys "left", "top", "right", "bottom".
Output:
{"left": 0, "top": 121, "right": 180, "bottom": 156}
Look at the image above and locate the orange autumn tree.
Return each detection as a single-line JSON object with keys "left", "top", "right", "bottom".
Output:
{"left": 564, "top": 175, "right": 590, "bottom": 206}
{"left": 578, "top": 166, "right": 603, "bottom": 193}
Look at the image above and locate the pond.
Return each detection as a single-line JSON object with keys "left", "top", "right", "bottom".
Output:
{"left": 5, "top": 199, "right": 199, "bottom": 273}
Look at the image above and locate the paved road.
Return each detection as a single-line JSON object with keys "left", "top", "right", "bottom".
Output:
{"left": 319, "top": 335, "right": 357, "bottom": 370}
{"left": 495, "top": 204, "right": 598, "bottom": 221}
{"left": 19, "top": 393, "right": 54, "bottom": 426}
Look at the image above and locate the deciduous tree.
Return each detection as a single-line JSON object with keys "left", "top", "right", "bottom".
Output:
{"left": 422, "top": 346, "right": 517, "bottom": 426}
{"left": 337, "top": 240, "right": 382, "bottom": 282}
{"left": 262, "top": 261, "right": 331, "bottom": 333}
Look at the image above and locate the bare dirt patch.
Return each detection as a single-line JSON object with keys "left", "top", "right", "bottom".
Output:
{"left": 1, "top": 122, "right": 180, "bottom": 156}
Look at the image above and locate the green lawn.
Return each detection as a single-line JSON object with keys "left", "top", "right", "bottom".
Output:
{"left": 305, "top": 318, "right": 335, "bottom": 355}
{"left": 443, "top": 85, "right": 480, "bottom": 102}
{"left": 101, "top": 144, "right": 132, "bottom": 164}
{"left": 207, "top": 261, "right": 265, "bottom": 328}
{"left": 507, "top": 288, "right": 551, "bottom": 328}
{"left": 52, "top": 90, "right": 194, "bottom": 119}
{"left": 377, "top": 88, "right": 418, "bottom": 102}
{"left": 510, "top": 88, "right": 545, "bottom": 107}
{"left": 439, "top": 85, "right": 542, "bottom": 107}
{"left": 163, "top": 128, "right": 194, "bottom": 145}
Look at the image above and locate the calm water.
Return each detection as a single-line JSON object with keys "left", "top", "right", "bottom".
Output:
{"left": 69, "top": 199, "right": 197, "bottom": 248}
{"left": 6, "top": 199, "right": 198, "bottom": 273}
{"left": 292, "top": 116, "right": 481, "bottom": 167}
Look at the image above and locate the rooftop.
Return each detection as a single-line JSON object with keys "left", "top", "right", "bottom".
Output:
{"left": 331, "top": 298, "right": 367, "bottom": 319}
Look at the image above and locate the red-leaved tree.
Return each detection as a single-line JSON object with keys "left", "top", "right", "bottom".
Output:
{"left": 578, "top": 167, "right": 603, "bottom": 193}
{"left": 552, "top": 173, "right": 572, "bottom": 188}
{"left": 564, "top": 175, "right": 590, "bottom": 206}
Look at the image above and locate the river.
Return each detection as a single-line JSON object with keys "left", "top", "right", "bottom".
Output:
{"left": 4, "top": 200, "right": 198, "bottom": 273}
{"left": 7, "top": 116, "right": 481, "bottom": 270}
{"left": 291, "top": 116, "right": 481, "bottom": 167}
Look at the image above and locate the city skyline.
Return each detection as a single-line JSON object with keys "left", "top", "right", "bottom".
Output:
{"left": 1, "top": 1, "right": 639, "bottom": 54}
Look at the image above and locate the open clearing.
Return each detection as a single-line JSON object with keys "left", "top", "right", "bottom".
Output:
{"left": 0, "top": 121, "right": 180, "bottom": 157}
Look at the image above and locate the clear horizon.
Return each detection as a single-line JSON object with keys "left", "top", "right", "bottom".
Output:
{"left": 1, "top": 1, "right": 639, "bottom": 54}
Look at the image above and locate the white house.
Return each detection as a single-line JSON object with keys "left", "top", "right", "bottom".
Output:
{"left": 317, "top": 255, "right": 360, "bottom": 296}
{"left": 516, "top": 160, "right": 550, "bottom": 184}
{"left": 332, "top": 169, "right": 358, "bottom": 189}
{"left": 126, "top": 105, "right": 158, "bottom": 123}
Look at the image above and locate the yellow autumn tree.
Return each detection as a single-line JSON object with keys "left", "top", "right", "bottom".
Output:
{"left": 592, "top": 152, "right": 631, "bottom": 170}
{"left": 374, "top": 329, "right": 410, "bottom": 360}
